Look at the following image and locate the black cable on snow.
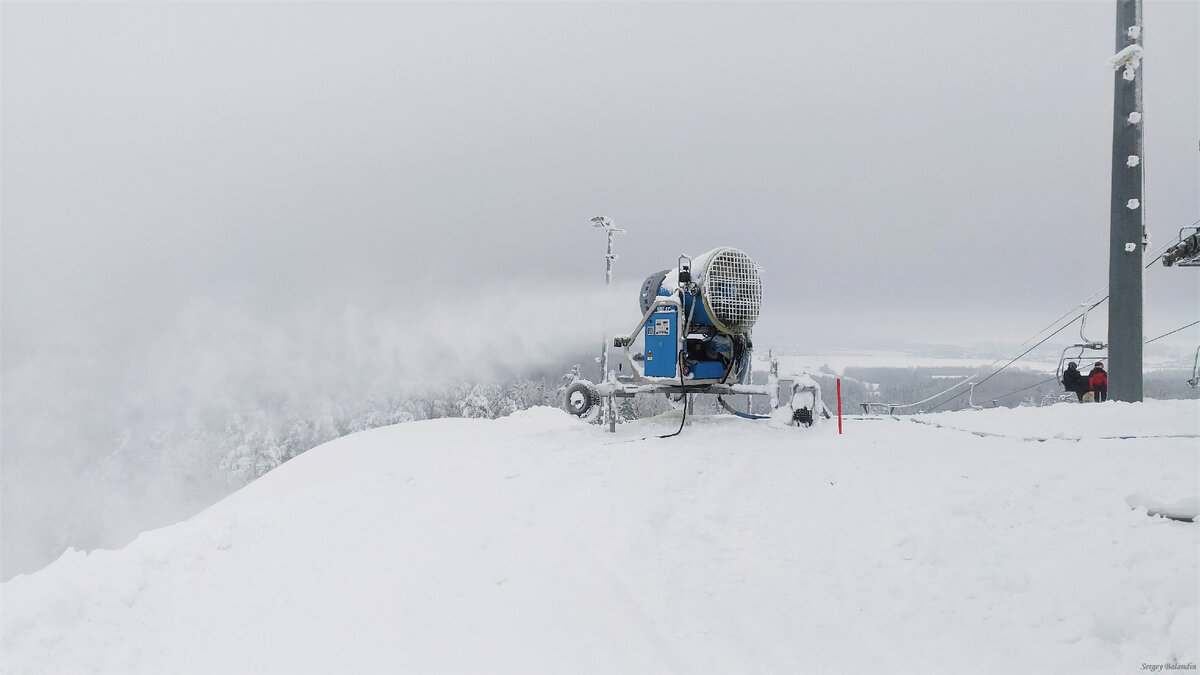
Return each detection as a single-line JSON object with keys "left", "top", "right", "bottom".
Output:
{"left": 659, "top": 390, "right": 688, "bottom": 438}
{"left": 660, "top": 343, "right": 689, "bottom": 438}
{"left": 660, "top": 287, "right": 699, "bottom": 438}
{"left": 716, "top": 396, "right": 771, "bottom": 420}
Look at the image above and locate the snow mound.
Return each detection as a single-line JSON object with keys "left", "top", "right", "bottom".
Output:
{"left": 1127, "top": 494, "right": 1200, "bottom": 522}
{"left": 3, "top": 403, "right": 1197, "bottom": 674}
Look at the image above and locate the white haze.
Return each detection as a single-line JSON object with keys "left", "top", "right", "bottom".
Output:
{"left": 2, "top": 284, "right": 630, "bottom": 579}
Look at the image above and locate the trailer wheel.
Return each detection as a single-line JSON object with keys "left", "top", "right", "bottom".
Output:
{"left": 564, "top": 381, "right": 601, "bottom": 419}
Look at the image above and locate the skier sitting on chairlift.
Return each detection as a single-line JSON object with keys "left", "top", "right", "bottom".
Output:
{"left": 1088, "top": 362, "right": 1108, "bottom": 402}
{"left": 1062, "top": 362, "right": 1090, "bottom": 402}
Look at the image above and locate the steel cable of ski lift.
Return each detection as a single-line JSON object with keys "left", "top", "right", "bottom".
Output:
{"left": 873, "top": 218, "right": 1196, "bottom": 415}
{"left": 1145, "top": 320, "right": 1200, "bottom": 345}
{"left": 907, "top": 294, "right": 1108, "bottom": 413}
{"left": 922, "top": 310, "right": 1096, "bottom": 413}
{"left": 927, "top": 316, "right": 1198, "bottom": 412}
{"left": 878, "top": 307, "right": 1091, "bottom": 414}
{"left": 885, "top": 298, "right": 1105, "bottom": 413}
{"left": 989, "top": 376, "right": 1065, "bottom": 404}
{"left": 925, "top": 216, "right": 1199, "bottom": 408}
{"left": 1143, "top": 217, "right": 1198, "bottom": 268}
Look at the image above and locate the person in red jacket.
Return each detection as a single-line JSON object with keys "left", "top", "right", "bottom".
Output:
{"left": 1088, "top": 362, "right": 1108, "bottom": 402}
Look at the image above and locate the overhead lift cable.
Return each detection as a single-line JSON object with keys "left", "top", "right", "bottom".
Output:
{"left": 1145, "top": 320, "right": 1200, "bottom": 345}
{"left": 884, "top": 298, "right": 1106, "bottom": 414}
{"left": 988, "top": 377, "right": 1063, "bottom": 404}
{"left": 906, "top": 219, "right": 1195, "bottom": 413}
{"left": 869, "top": 218, "right": 1196, "bottom": 415}
{"left": 923, "top": 310, "right": 1095, "bottom": 413}
{"left": 927, "top": 315, "right": 1198, "bottom": 412}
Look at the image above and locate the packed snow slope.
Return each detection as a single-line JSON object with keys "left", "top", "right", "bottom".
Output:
{"left": 4, "top": 400, "right": 1198, "bottom": 674}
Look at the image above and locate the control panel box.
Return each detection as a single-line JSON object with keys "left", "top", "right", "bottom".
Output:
{"left": 644, "top": 305, "right": 678, "bottom": 378}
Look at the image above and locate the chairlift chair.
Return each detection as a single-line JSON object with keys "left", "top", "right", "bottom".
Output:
{"left": 1162, "top": 226, "right": 1200, "bottom": 268}
{"left": 1057, "top": 347, "right": 1108, "bottom": 384}
{"left": 1056, "top": 303, "right": 1108, "bottom": 388}
{"left": 1189, "top": 346, "right": 1200, "bottom": 389}
{"left": 1040, "top": 392, "right": 1077, "bottom": 407}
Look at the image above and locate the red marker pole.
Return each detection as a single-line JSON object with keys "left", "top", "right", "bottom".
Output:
{"left": 836, "top": 378, "right": 843, "bottom": 434}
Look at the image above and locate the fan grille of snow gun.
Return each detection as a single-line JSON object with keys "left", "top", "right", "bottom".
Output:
{"left": 700, "top": 248, "right": 763, "bottom": 334}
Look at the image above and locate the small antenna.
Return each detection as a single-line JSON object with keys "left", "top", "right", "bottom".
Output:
{"left": 590, "top": 216, "right": 625, "bottom": 288}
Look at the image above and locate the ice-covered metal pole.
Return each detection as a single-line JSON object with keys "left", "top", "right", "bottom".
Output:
{"left": 590, "top": 216, "right": 624, "bottom": 376}
{"left": 590, "top": 216, "right": 624, "bottom": 430}
{"left": 1107, "top": 0, "right": 1145, "bottom": 401}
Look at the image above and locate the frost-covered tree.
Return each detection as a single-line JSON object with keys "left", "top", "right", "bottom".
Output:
{"left": 459, "top": 383, "right": 502, "bottom": 418}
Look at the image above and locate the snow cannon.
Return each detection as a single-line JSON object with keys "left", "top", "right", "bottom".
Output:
{"left": 630, "top": 247, "right": 763, "bottom": 383}
{"left": 566, "top": 245, "right": 828, "bottom": 432}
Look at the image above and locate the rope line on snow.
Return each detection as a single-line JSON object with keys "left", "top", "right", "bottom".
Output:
{"left": 902, "top": 418, "right": 1200, "bottom": 443}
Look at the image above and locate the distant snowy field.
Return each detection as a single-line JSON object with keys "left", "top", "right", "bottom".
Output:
{"left": 770, "top": 349, "right": 1035, "bottom": 374}
{"left": 767, "top": 348, "right": 1191, "bottom": 376}
{"left": 3, "top": 401, "right": 1197, "bottom": 674}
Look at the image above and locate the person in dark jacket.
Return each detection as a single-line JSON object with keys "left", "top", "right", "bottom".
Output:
{"left": 1062, "top": 362, "right": 1090, "bottom": 402}
{"left": 1088, "top": 362, "right": 1108, "bottom": 402}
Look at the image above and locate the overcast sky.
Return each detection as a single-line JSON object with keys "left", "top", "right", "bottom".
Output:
{"left": 4, "top": 1, "right": 1198, "bottom": 355}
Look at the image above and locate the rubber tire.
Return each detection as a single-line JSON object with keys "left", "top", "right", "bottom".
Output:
{"left": 564, "top": 381, "right": 600, "bottom": 419}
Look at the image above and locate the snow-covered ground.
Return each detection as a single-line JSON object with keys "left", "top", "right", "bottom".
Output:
{"left": 3, "top": 400, "right": 1198, "bottom": 674}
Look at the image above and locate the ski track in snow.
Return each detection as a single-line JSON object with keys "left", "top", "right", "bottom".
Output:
{"left": 2, "top": 401, "right": 1198, "bottom": 674}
